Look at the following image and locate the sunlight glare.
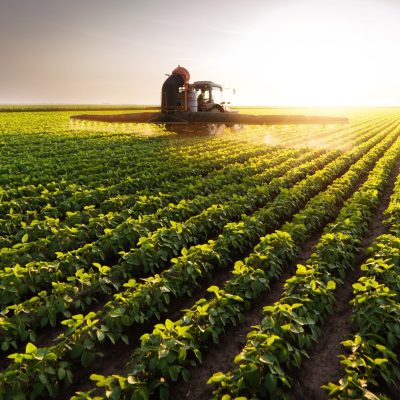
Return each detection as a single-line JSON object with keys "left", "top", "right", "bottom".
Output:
{"left": 227, "top": 0, "right": 400, "bottom": 106}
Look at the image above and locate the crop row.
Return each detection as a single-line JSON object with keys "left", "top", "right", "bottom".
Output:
{"left": 323, "top": 235, "right": 400, "bottom": 400}
{"left": 64, "top": 120, "right": 400, "bottom": 400}
{"left": 2, "top": 120, "right": 390, "bottom": 342}
{"left": 5, "top": 118, "right": 342, "bottom": 197}
{"left": 0, "top": 147, "right": 307, "bottom": 265}
{"left": 208, "top": 133, "right": 400, "bottom": 399}
{"left": 0, "top": 114, "right": 373, "bottom": 243}
{"left": 0, "top": 117, "right": 392, "bottom": 277}
{"left": 0, "top": 113, "right": 388, "bottom": 230}
{"left": 0, "top": 149, "right": 328, "bottom": 351}
{"left": 0, "top": 142, "right": 274, "bottom": 217}
{"left": 0, "top": 134, "right": 262, "bottom": 198}
{"left": 0, "top": 145, "right": 290, "bottom": 245}
{"left": 0, "top": 148, "right": 319, "bottom": 307}
{"left": 323, "top": 167, "right": 400, "bottom": 399}
{"left": 0, "top": 141, "right": 304, "bottom": 241}
{"left": 0, "top": 122, "right": 396, "bottom": 398}
{"left": 0, "top": 111, "right": 243, "bottom": 187}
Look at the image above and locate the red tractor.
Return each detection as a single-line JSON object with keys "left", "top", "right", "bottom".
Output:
{"left": 161, "top": 66, "right": 237, "bottom": 135}
{"left": 71, "top": 65, "right": 348, "bottom": 135}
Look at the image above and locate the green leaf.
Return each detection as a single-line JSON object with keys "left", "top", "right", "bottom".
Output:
{"left": 193, "top": 348, "right": 202, "bottom": 363}
{"left": 310, "top": 280, "right": 317, "bottom": 291}
{"left": 165, "top": 319, "right": 174, "bottom": 331}
{"left": 207, "top": 372, "right": 225, "bottom": 383}
{"left": 39, "top": 372, "right": 48, "bottom": 384}
{"left": 169, "top": 365, "right": 180, "bottom": 381}
{"left": 352, "top": 282, "right": 365, "bottom": 291}
{"left": 373, "top": 358, "right": 388, "bottom": 365}
{"left": 243, "top": 365, "right": 260, "bottom": 387}
{"left": 207, "top": 285, "right": 220, "bottom": 295}
{"left": 264, "top": 373, "right": 277, "bottom": 395}
{"left": 81, "top": 351, "right": 96, "bottom": 368}
{"left": 267, "top": 335, "right": 280, "bottom": 346}
{"left": 178, "top": 347, "right": 187, "bottom": 362}
{"left": 96, "top": 330, "right": 105, "bottom": 342}
{"left": 21, "top": 233, "right": 29, "bottom": 243}
{"left": 326, "top": 280, "right": 336, "bottom": 290}
{"left": 58, "top": 368, "right": 66, "bottom": 380}
{"left": 25, "top": 342, "right": 37, "bottom": 354}
{"left": 70, "top": 344, "right": 84, "bottom": 359}
{"left": 364, "top": 390, "right": 381, "bottom": 400}
{"left": 296, "top": 264, "right": 307, "bottom": 275}
{"left": 90, "top": 373, "right": 106, "bottom": 383}
{"left": 281, "top": 324, "right": 291, "bottom": 331}
{"left": 181, "top": 368, "right": 190, "bottom": 382}
{"left": 127, "top": 375, "right": 136, "bottom": 384}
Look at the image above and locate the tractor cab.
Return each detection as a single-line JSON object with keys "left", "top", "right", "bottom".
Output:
{"left": 160, "top": 66, "right": 230, "bottom": 115}
{"left": 192, "top": 81, "right": 228, "bottom": 112}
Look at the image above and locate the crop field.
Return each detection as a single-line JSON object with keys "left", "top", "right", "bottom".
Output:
{"left": 0, "top": 108, "right": 400, "bottom": 400}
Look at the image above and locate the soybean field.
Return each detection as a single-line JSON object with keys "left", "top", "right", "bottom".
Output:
{"left": 0, "top": 108, "right": 399, "bottom": 400}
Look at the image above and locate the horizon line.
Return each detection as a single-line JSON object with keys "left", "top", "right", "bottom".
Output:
{"left": 2, "top": 103, "right": 400, "bottom": 108}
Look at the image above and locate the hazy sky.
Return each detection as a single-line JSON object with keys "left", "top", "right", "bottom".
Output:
{"left": 1, "top": 0, "right": 400, "bottom": 105}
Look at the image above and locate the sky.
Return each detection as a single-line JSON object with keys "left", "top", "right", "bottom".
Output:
{"left": 1, "top": 0, "right": 400, "bottom": 106}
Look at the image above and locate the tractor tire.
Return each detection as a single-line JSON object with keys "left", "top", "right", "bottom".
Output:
{"left": 196, "top": 107, "right": 225, "bottom": 136}
{"left": 230, "top": 124, "right": 243, "bottom": 132}
{"left": 165, "top": 124, "right": 188, "bottom": 135}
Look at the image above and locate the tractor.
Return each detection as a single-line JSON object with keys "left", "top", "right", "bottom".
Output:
{"left": 161, "top": 67, "right": 237, "bottom": 135}
{"left": 71, "top": 66, "right": 348, "bottom": 134}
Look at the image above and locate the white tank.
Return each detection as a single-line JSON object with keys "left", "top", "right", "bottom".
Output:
{"left": 187, "top": 90, "right": 197, "bottom": 112}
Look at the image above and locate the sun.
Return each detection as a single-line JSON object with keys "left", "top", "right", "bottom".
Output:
{"left": 223, "top": 0, "right": 400, "bottom": 106}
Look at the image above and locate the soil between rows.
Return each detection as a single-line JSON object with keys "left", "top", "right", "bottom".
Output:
{"left": 169, "top": 145, "right": 400, "bottom": 399}
{"left": 289, "top": 155, "right": 400, "bottom": 400}
{"left": 3, "top": 148, "right": 296, "bottom": 360}
{"left": 58, "top": 135, "right": 380, "bottom": 399}
{"left": 167, "top": 230, "right": 333, "bottom": 400}
{"left": 57, "top": 181, "right": 338, "bottom": 397}
{"left": 6, "top": 126, "right": 388, "bottom": 398}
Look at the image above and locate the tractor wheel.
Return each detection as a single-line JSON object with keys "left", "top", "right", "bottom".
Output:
{"left": 165, "top": 124, "right": 187, "bottom": 135}
{"left": 230, "top": 124, "right": 243, "bottom": 132}
{"left": 197, "top": 107, "right": 225, "bottom": 136}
